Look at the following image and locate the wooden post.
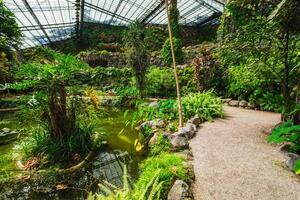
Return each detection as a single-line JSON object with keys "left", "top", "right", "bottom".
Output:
{"left": 165, "top": 0, "right": 183, "bottom": 127}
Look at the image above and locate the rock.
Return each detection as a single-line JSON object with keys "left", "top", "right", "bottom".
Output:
{"left": 177, "top": 123, "right": 197, "bottom": 139}
{"left": 167, "top": 180, "right": 193, "bottom": 200}
{"left": 140, "top": 119, "right": 166, "bottom": 131}
{"left": 247, "top": 103, "right": 255, "bottom": 109}
{"left": 228, "top": 100, "right": 240, "bottom": 107}
{"left": 279, "top": 142, "right": 292, "bottom": 153}
{"left": 1, "top": 128, "right": 10, "bottom": 133}
{"left": 149, "top": 132, "right": 159, "bottom": 145}
{"left": 149, "top": 101, "right": 159, "bottom": 108}
{"left": 187, "top": 115, "right": 201, "bottom": 127}
{"left": 170, "top": 135, "right": 189, "bottom": 149}
{"left": 222, "top": 98, "right": 232, "bottom": 103}
{"left": 285, "top": 153, "right": 300, "bottom": 171}
{"left": 175, "top": 149, "right": 193, "bottom": 160}
{"left": 239, "top": 100, "right": 248, "bottom": 108}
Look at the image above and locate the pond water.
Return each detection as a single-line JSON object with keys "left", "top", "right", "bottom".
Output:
{"left": 0, "top": 107, "right": 142, "bottom": 199}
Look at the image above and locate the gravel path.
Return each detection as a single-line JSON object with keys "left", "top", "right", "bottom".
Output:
{"left": 190, "top": 106, "right": 300, "bottom": 200}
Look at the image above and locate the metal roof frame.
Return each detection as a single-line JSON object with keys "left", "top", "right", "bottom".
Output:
{"left": 3, "top": 0, "right": 225, "bottom": 48}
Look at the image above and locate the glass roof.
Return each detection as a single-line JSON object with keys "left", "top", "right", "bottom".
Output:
{"left": 3, "top": 0, "right": 225, "bottom": 49}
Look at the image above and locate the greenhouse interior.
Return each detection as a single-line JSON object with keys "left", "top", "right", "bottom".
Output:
{"left": 0, "top": 0, "right": 300, "bottom": 199}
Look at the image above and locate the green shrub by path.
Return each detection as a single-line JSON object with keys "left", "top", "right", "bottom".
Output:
{"left": 182, "top": 91, "right": 224, "bottom": 121}
{"left": 267, "top": 120, "right": 300, "bottom": 154}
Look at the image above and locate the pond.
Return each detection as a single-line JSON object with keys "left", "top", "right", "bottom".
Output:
{"left": 0, "top": 107, "right": 143, "bottom": 199}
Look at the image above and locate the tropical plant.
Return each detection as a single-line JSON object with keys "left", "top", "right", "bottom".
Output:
{"left": 88, "top": 166, "right": 163, "bottom": 200}
{"left": 124, "top": 21, "right": 150, "bottom": 97}
{"left": 146, "top": 68, "right": 175, "bottom": 97}
{"left": 10, "top": 48, "right": 97, "bottom": 162}
{"left": 182, "top": 91, "right": 224, "bottom": 121}
{"left": 267, "top": 120, "right": 300, "bottom": 153}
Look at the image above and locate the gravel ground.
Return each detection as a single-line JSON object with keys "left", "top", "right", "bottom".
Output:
{"left": 190, "top": 106, "right": 300, "bottom": 200}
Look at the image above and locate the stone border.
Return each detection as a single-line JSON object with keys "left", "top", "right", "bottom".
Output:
{"left": 222, "top": 98, "right": 257, "bottom": 110}
{"left": 143, "top": 115, "right": 202, "bottom": 200}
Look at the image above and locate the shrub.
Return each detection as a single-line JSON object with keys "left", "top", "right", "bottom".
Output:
{"left": 267, "top": 120, "right": 300, "bottom": 154}
{"left": 146, "top": 68, "right": 175, "bottom": 97}
{"left": 227, "top": 64, "right": 261, "bottom": 100}
{"left": 161, "top": 37, "right": 183, "bottom": 66}
{"left": 192, "top": 44, "right": 223, "bottom": 93}
{"left": 182, "top": 91, "right": 224, "bottom": 121}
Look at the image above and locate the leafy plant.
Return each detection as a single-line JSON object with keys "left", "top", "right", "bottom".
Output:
{"left": 146, "top": 68, "right": 175, "bottom": 97}
{"left": 161, "top": 37, "right": 183, "bottom": 66}
{"left": 135, "top": 153, "right": 190, "bottom": 199}
{"left": 294, "top": 159, "right": 300, "bottom": 175}
{"left": 149, "top": 134, "right": 172, "bottom": 156}
{"left": 182, "top": 91, "right": 224, "bottom": 121}
{"left": 268, "top": 120, "right": 300, "bottom": 153}
{"left": 88, "top": 166, "right": 163, "bottom": 200}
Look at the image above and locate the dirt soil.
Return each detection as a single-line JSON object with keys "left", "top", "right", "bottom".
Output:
{"left": 190, "top": 106, "right": 300, "bottom": 200}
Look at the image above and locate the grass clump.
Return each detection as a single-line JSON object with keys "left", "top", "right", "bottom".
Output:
{"left": 149, "top": 134, "right": 172, "bottom": 156}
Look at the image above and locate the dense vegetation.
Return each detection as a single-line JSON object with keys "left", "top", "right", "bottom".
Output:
{"left": 0, "top": 0, "right": 299, "bottom": 199}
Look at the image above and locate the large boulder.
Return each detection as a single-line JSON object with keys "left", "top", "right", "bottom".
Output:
{"left": 170, "top": 135, "right": 189, "bottom": 150}
{"left": 167, "top": 180, "right": 193, "bottom": 200}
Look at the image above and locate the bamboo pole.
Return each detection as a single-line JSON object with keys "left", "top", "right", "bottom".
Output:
{"left": 165, "top": 0, "right": 183, "bottom": 127}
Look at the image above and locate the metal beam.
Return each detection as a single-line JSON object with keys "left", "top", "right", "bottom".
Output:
{"left": 108, "top": 0, "right": 123, "bottom": 24}
{"left": 139, "top": 0, "right": 165, "bottom": 24}
{"left": 196, "top": 11, "right": 222, "bottom": 27}
{"left": 80, "top": 0, "right": 85, "bottom": 39}
{"left": 194, "top": 0, "right": 220, "bottom": 13}
{"left": 75, "top": 0, "right": 80, "bottom": 39}
{"left": 21, "top": 0, "right": 52, "bottom": 43}
{"left": 84, "top": 2, "right": 133, "bottom": 23}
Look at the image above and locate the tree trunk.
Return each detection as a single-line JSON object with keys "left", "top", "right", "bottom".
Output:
{"left": 282, "top": 31, "right": 290, "bottom": 121}
{"left": 165, "top": 0, "right": 183, "bottom": 127}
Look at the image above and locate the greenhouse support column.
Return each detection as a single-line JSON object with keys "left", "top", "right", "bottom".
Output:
{"left": 165, "top": 0, "right": 183, "bottom": 127}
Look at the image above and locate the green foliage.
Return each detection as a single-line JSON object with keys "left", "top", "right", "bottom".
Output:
{"left": 268, "top": 120, "right": 300, "bottom": 153}
{"left": 88, "top": 166, "right": 163, "bottom": 200}
{"left": 0, "top": 0, "right": 22, "bottom": 54}
{"left": 182, "top": 91, "right": 224, "bottom": 121}
{"left": 135, "top": 153, "right": 190, "bottom": 198}
{"left": 227, "top": 65, "right": 261, "bottom": 100}
{"left": 169, "top": 0, "right": 181, "bottom": 38}
{"left": 192, "top": 44, "right": 223, "bottom": 93}
{"left": 146, "top": 68, "right": 175, "bottom": 97}
{"left": 124, "top": 21, "right": 150, "bottom": 97}
{"left": 161, "top": 37, "right": 183, "bottom": 66}
{"left": 149, "top": 134, "right": 172, "bottom": 156}
{"left": 294, "top": 159, "right": 300, "bottom": 175}
{"left": 249, "top": 89, "right": 284, "bottom": 112}
{"left": 218, "top": 0, "right": 300, "bottom": 116}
